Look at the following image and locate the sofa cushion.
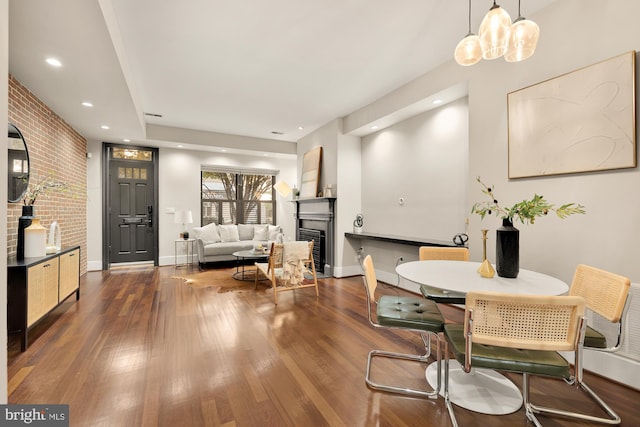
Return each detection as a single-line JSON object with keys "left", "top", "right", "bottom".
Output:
{"left": 238, "top": 224, "right": 255, "bottom": 241}
{"left": 268, "top": 225, "right": 282, "bottom": 240}
{"left": 219, "top": 224, "right": 240, "bottom": 242}
{"left": 253, "top": 224, "right": 269, "bottom": 241}
{"left": 203, "top": 240, "right": 255, "bottom": 256}
{"left": 192, "top": 222, "right": 221, "bottom": 244}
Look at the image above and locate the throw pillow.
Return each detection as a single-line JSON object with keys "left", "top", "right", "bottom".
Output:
{"left": 237, "top": 224, "right": 254, "bottom": 241}
{"left": 192, "top": 222, "right": 221, "bottom": 244}
{"left": 268, "top": 225, "right": 282, "bottom": 241}
{"left": 253, "top": 224, "right": 269, "bottom": 241}
{"left": 219, "top": 224, "right": 240, "bottom": 242}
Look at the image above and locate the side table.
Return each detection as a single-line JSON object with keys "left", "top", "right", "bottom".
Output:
{"left": 175, "top": 238, "right": 196, "bottom": 268}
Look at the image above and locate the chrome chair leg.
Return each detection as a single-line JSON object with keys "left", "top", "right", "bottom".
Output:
{"left": 365, "top": 331, "right": 441, "bottom": 399}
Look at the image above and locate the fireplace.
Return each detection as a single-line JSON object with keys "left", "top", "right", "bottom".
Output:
{"left": 294, "top": 197, "right": 335, "bottom": 276}
{"left": 298, "top": 228, "right": 324, "bottom": 273}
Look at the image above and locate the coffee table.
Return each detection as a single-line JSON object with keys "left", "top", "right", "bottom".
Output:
{"left": 232, "top": 250, "right": 269, "bottom": 281}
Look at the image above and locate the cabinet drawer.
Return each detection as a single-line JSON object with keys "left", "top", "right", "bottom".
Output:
{"left": 27, "top": 258, "right": 59, "bottom": 327}
{"left": 59, "top": 248, "right": 80, "bottom": 301}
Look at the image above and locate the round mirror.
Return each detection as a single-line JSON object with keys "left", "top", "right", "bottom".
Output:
{"left": 8, "top": 123, "right": 30, "bottom": 203}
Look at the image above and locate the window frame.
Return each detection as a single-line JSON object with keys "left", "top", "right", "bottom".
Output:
{"left": 200, "top": 168, "right": 277, "bottom": 226}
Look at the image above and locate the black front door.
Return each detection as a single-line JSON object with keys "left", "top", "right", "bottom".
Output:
{"left": 104, "top": 145, "right": 158, "bottom": 267}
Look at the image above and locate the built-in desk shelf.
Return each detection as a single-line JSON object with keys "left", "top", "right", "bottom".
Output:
{"left": 345, "top": 231, "right": 463, "bottom": 248}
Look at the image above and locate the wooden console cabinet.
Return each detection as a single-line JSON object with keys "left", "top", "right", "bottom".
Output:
{"left": 8, "top": 246, "right": 81, "bottom": 351}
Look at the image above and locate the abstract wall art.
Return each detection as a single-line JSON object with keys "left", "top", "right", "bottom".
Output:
{"left": 508, "top": 51, "right": 636, "bottom": 178}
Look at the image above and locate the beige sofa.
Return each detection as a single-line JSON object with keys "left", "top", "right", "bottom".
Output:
{"left": 192, "top": 223, "right": 282, "bottom": 266}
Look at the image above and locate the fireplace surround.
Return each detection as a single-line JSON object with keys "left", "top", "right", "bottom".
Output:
{"left": 293, "top": 197, "right": 335, "bottom": 277}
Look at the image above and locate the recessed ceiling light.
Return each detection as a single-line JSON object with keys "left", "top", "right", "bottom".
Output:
{"left": 123, "top": 139, "right": 131, "bottom": 142}
{"left": 45, "top": 57, "right": 62, "bottom": 67}
{"left": 298, "top": 126, "right": 304, "bottom": 130}
{"left": 371, "top": 125, "right": 379, "bottom": 130}
{"left": 101, "top": 125, "right": 110, "bottom": 130}
{"left": 432, "top": 99, "right": 443, "bottom": 105}
{"left": 81, "top": 101, "right": 93, "bottom": 107}
{"left": 220, "top": 149, "right": 227, "bottom": 152}
{"left": 177, "top": 144, "right": 184, "bottom": 148}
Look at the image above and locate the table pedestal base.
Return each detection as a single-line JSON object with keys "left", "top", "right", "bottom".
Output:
{"left": 425, "top": 363, "right": 522, "bottom": 415}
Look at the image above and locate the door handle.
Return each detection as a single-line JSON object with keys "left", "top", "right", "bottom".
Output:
{"left": 147, "top": 206, "right": 153, "bottom": 228}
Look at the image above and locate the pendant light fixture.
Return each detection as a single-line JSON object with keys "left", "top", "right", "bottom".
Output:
{"left": 479, "top": 1, "right": 512, "bottom": 60}
{"left": 454, "top": 0, "right": 482, "bottom": 66}
{"left": 504, "top": 0, "right": 539, "bottom": 62}
{"left": 454, "top": 0, "right": 540, "bottom": 65}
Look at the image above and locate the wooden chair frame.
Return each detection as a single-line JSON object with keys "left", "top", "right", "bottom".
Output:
{"left": 418, "top": 246, "right": 468, "bottom": 304}
{"left": 255, "top": 241, "right": 319, "bottom": 305}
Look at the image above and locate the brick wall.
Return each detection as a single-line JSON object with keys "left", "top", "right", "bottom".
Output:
{"left": 7, "top": 75, "right": 88, "bottom": 275}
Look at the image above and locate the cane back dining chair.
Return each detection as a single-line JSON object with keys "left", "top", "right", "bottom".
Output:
{"left": 526, "top": 264, "right": 630, "bottom": 425}
{"left": 362, "top": 254, "right": 445, "bottom": 398}
{"left": 418, "top": 246, "right": 468, "bottom": 304}
{"left": 255, "top": 240, "right": 319, "bottom": 305}
{"left": 443, "top": 291, "right": 586, "bottom": 427}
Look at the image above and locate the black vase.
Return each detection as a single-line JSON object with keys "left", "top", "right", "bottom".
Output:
{"left": 496, "top": 218, "right": 519, "bottom": 278}
{"left": 17, "top": 205, "right": 34, "bottom": 260}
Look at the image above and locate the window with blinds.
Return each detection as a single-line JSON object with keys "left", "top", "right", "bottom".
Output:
{"left": 201, "top": 168, "right": 276, "bottom": 226}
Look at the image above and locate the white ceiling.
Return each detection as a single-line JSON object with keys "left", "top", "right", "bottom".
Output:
{"left": 8, "top": 0, "right": 558, "bottom": 154}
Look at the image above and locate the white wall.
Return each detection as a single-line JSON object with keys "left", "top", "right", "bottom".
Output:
{"left": 85, "top": 143, "right": 296, "bottom": 269}
{"left": 297, "top": 119, "right": 339, "bottom": 193}
{"left": 335, "top": 123, "right": 361, "bottom": 277}
{"left": 1, "top": 0, "right": 9, "bottom": 404}
{"left": 86, "top": 139, "right": 102, "bottom": 270}
{"left": 354, "top": 98, "right": 469, "bottom": 280}
{"left": 157, "top": 148, "right": 296, "bottom": 265}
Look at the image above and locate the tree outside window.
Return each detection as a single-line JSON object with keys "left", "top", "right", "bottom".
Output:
{"left": 201, "top": 171, "right": 275, "bottom": 225}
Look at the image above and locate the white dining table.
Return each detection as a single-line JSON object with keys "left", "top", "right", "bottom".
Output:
{"left": 395, "top": 260, "right": 569, "bottom": 416}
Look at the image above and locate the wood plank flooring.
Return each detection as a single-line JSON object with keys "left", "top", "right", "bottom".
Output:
{"left": 7, "top": 265, "right": 640, "bottom": 426}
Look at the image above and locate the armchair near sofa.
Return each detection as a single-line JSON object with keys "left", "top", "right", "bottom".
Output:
{"left": 192, "top": 223, "right": 282, "bottom": 267}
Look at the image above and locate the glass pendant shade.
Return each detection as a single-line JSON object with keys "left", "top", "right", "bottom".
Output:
{"left": 505, "top": 17, "right": 539, "bottom": 62}
{"left": 479, "top": 4, "right": 512, "bottom": 60}
{"left": 454, "top": 33, "right": 482, "bottom": 66}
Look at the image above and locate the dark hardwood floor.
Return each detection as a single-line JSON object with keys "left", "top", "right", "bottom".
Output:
{"left": 7, "top": 265, "right": 639, "bottom": 426}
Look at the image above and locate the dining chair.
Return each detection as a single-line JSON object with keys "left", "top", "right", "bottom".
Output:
{"left": 362, "top": 254, "right": 445, "bottom": 399}
{"left": 418, "top": 246, "right": 468, "bottom": 304}
{"left": 254, "top": 240, "right": 319, "bottom": 305}
{"left": 526, "top": 264, "right": 629, "bottom": 425}
{"left": 443, "top": 291, "right": 586, "bottom": 427}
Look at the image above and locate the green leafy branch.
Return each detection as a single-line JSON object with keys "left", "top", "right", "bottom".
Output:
{"left": 471, "top": 177, "right": 585, "bottom": 225}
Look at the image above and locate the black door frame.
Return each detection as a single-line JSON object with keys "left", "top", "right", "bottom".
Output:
{"left": 102, "top": 143, "right": 159, "bottom": 269}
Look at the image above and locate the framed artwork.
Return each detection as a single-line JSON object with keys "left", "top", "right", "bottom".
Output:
{"left": 300, "top": 146, "right": 322, "bottom": 198}
{"left": 508, "top": 51, "right": 636, "bottom": 178}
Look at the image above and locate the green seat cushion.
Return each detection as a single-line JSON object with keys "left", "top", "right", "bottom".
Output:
{"left": 584, "top": 325, "right": 607, "bottom": 349}
{"left": 444, "top": 324, "right": 571, "bottom": 380}
{"left": 377, "top": 295, "right": 444, "bottom": 332}
{"left": 420, "top": 285, "right": 466, "bottom": 304}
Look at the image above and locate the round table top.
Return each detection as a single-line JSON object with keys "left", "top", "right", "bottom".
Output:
{"left": 396, "top": 260, "right": 568, "bottom": 296}
{"left": 233, "top": 249, "right": 269, "bottom": 258}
